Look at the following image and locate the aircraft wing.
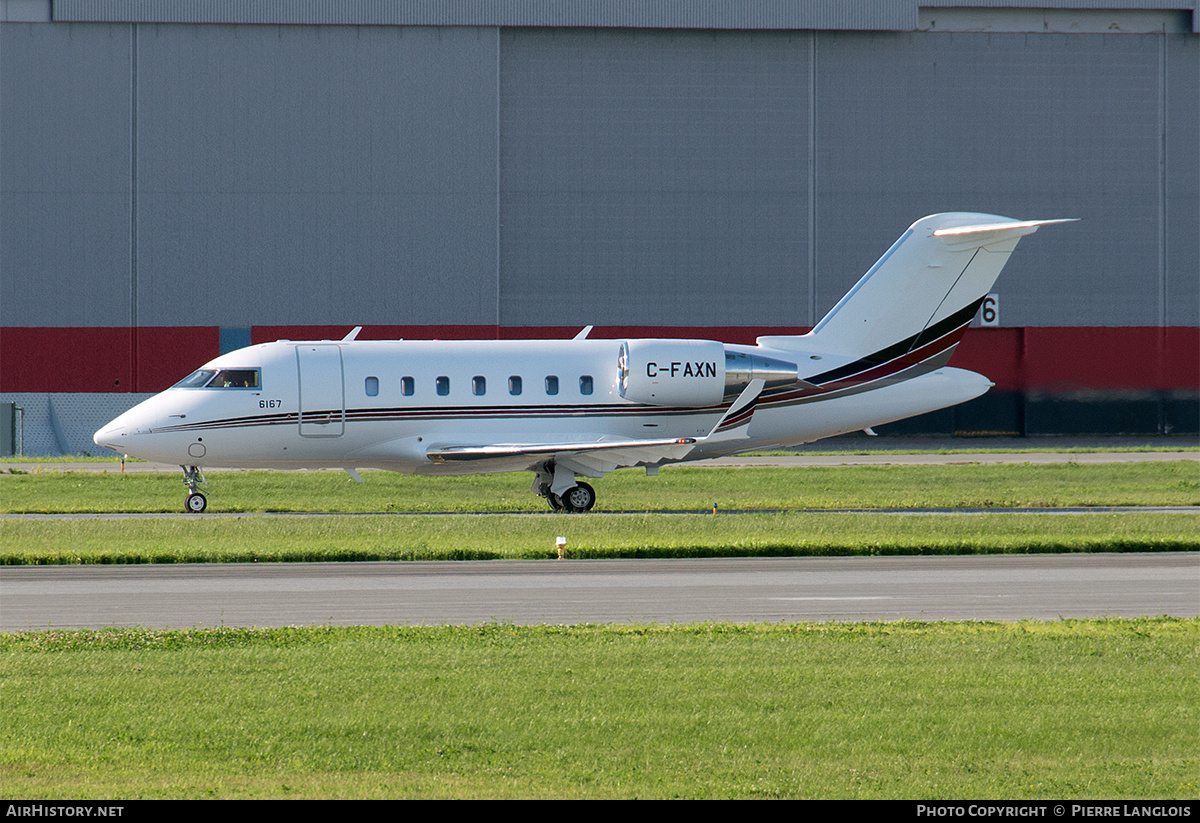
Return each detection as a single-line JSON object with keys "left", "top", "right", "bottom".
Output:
{"left": 427, "top": 379, "right": 767, "bottom": 476}
{"left": 427, "top": 435, "right": 699, "bottom": 469}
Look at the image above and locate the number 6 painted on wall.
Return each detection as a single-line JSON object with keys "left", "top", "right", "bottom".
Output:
{"left": 980, "top": 293, "right": 999, "bottom": 327}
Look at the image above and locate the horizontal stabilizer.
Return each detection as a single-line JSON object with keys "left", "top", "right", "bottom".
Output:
{"left": 932, "top": 218, "right": 1078, "bottom": 238}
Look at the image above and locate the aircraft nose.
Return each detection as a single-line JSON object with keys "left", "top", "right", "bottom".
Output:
{"left": 93, "top": 422, "right": 128, "bottom": 451}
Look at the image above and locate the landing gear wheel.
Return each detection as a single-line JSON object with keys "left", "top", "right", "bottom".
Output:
{"left": 548, "top": 494, "right": 565, "bottom": 512}
{"left": 560, "top": 482, "right": 596, "bottom": 513}
{"left": 181, "top": 465, "right": 207, "bottom": 512}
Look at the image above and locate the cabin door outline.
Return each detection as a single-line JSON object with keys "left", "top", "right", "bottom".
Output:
{"left": 296, "top": 345, "right": 345, "bottom": 437}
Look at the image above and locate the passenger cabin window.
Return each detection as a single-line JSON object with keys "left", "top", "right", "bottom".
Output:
{"left": 579, "top": 375, "right": 593, "bottom": 395}
{"left": 545, "top": 376, "right": 559, "bottom": 396}
{"left": 436, "top": 376, "right": 450, "bottom": 396}
{"left": 401, "top": 376, "right": 414, "bottom": 396}
{"left": 509, "top": 376, "right": 522, "bottom": 396}
{"left": 472, "top": 376, "right": 486, "bottom": 396}
{"left": 365, "top": 376, "right": 379, "bottom": 397}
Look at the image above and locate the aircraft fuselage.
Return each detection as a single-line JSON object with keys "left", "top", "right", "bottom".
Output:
{"left": 95, "top": 337, "right": 988, "bottom": 474}
{"left": 94, "top": 213, "right": 1071, "bottom": 512}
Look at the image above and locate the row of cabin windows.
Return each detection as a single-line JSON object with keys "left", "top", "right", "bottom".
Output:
{"left": 363, "top": 375, "right": 594, "bottom": 398}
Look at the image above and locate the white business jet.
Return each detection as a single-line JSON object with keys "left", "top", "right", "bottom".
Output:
{"left": 94, "top": 213, "right": 1072, "bottom": 513}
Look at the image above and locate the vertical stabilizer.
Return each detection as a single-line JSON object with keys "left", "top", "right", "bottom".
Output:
{"left": 792, "top": 214, "right": 1073, "bottom": 359}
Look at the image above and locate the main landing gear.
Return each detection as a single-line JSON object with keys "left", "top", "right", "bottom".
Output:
{"left": 181, "top": 465, "right": 207, "bottom": 513}
{"left": 533, "top": 462, "right": 597, "bottom": 513}
{"left": 553, "top": 481, "right": 596, "bottom": 513}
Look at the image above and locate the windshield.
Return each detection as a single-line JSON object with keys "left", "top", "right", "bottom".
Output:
{"left": 173, "top": 369, "right": 217, "bottom": 388}
{"left": 172, "top": 368, "right": 260, "bottom": 389}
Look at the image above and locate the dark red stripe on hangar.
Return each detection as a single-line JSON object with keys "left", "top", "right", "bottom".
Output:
{"left": 0, "top": 327, "right": 218, "bottom": 393}
{"left": 2, "top": 325, "right": 1197, "bottom": 395}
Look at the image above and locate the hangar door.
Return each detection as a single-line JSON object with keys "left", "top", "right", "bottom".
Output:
{"left": 296, "top": 345, "right": 345, "bottom": 437}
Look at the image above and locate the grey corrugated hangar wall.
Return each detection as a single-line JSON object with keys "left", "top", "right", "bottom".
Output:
{"left": 2, "top": 1, "right": 1196, "bottom": 330}
{"left": 1, "top": 1, "right": 1197, "bottom": 452}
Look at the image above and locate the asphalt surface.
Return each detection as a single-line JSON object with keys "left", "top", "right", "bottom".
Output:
{"left": 2, "top": 553, "right": 1196, "bottom": 631}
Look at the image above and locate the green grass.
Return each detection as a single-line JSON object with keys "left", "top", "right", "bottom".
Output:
{"left": 2, "top": 620, "right": 1196, "bottom": 799}
{"left": 3, "top": 462, "right": 1198, "bottom": 514}
{"left": 3, "top": 462, "right": 1195, "bottom": 798}
{"left": 0, "top": 456, "right": 148, "bottom": 464}
{"left": 2, "top": 512, "right": 1197, "bottom": 565}
{"left": 3, "top": 463, "right": 1195, "bottom": 564}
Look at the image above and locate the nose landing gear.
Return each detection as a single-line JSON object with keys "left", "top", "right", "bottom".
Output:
{"left": 181, "top": 465, "right": 207, "bottom": 513}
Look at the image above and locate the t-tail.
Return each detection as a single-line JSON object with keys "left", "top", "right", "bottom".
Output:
{"left": 760, "top": 213, "right": 1076, "bottom": 364}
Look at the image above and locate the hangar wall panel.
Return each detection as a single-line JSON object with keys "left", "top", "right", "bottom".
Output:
{"left": 498, "top": 28, "right": 811, "bottom": 328}
{"left": 134, "top": 24, "right": 499, "bottom": 327}
{"left": 3, "top": 21, "right": 1194, "bottom": 332}
{"left": 0, "top": 23, "right": 133, "bottom": 327}
{"left": 1165, "top": 34, "right": 1200, "bottom": 327}
{"left": 815, "top": 31, "right": 1175, "bottom": 328}
{"left": 1, "top": 14, "right": 1196, "bottom": 451}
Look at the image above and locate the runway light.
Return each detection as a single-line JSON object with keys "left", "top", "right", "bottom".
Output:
{"left": 556, "top": 536, "right": 566, "bottom": 559}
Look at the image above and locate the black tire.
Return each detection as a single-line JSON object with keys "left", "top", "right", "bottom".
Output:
{"left": 185, "top": 492, "right": 207, "bottom": 513}
{"left": 560, "top": 482, "right": 596, "bottom": 513}
{"left": 548, "top": 493, "right": 564, "bottom": 512}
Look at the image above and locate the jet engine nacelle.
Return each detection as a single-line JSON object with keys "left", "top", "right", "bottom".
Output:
{"left": 619, "top": 340, "right": 805, "bottom": 407}
{"left": 619, "top": 339, "right": 726, "bottom": 407}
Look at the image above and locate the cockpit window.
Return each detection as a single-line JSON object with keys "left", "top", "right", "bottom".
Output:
{"left": 172, "top": 368, "right": 260, "bottom": 389}
{"left": 173, "top": 369, "right": 217, "bottom": 388}
{"left": 212, "top": 369, "right": 259, "bottom": 388}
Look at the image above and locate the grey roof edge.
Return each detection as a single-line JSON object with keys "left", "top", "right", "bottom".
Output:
{"left": 46, "top": 0, "right": 1200, "bottom": 33}
{"left": 48, "top": 0, "right": 912, "bottom": 31}
{"left": 921, "top": 0, "right": 1198, "bottom": 32}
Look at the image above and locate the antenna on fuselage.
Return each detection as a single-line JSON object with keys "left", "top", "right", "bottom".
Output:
{"left": 342, "top": 326, "right": 362, "bottom": 342}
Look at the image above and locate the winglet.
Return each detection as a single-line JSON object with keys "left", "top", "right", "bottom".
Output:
{"left": 704, "top": 378, "right": 765, "bottom": 442}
